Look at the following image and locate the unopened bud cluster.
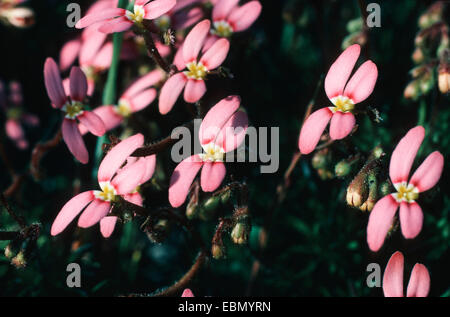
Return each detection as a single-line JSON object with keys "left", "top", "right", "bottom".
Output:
{"left": 405, "top": 2, "right": 449, "bottom": 99}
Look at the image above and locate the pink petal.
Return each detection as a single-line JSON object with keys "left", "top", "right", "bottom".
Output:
{"left": 367, "top": 195, "right": 399, "bottom": 252}
{"left": 144, "top": 0, "right": 177, "bottom": 20}
{"left": 77, "top": 111, "right": 106, "bottom": 137}
{"left": 51, "top": 191, "right": 94, "bottom": 235}
{"left": 91, "top": 42, "right": 114, "bottom": 70}
{"left": 139, "top": 155, "right": 157, "bottom": 184}
{"left": 62, "top": 118, "right": 89, "bottom": 164}
{"left": 212, "top": 0, "right": 239, "bottom": 21}
{"left": 172, "top": 7, "right": 203, "bottom": 30}
{"left": 200, "top": 162, "right": 226, "bottom": 192}
{"left": 184, "top": 79, "right": 206, "bottom": 103}
{"left": 199, "top": 95, "right": 241, "bottom": 145}
{"left": 75, "top": 8, "right": 126, "bottom": 29}
{"left": 227, "top": 1, "right": 262, "bottom": 32}
{"left": 79, "top": 30, "right": 107, "bottom": 66}
{"left": 159, "top": 73, "right": 187, "bottom": 114}
{"left": 98, "top": 17, "right": 133, "bottom": 34}
{"left": 98, "top": 133, "right": 144, "bottom": 183}
{"left": 399, "top": 202, "right": 423, "bottom": 240}
{"left": 121, "top": 69, "right": 164, "bottom": 99}
{"left": 324, "top": 44, "right": 360, "bottom": 100}
{"left": 59, "top": 38, "right": 82, "bottom": 71}
{"left": 80, "top": 105, "right": 122, "bottom": 135}
{"left": 329, "top": 111, "right": 355, "bottom": 140}
{"left": 389, "top": 126, "right": 425, "bottom": 184}
{"left": 298, "top": 108, "right": 333, "bottom": 154}
{"left": 44, "top": 58, "right": 67, "bottom": 108}
{"left": 343, "top": 60, "right": 378, "bottom": 104}
{"left": 78, "top": 199, "right": 111, "bottom": 228}
{"left": 111, "top": 159, "right": 146, "bottom": 195}
{"left": 409, "top": 151, "right": 444, "bottom": 192}
{"left": 202, "top": 34, "right": 218, "bottom": 53}
{"left": 406, "top": 263, "right": 430, "bottom": 297}
{"left": 181, "top": 288, "right": 194, "bottom": 297}
{"left": 173, "top": 43, "right": 186, "bottom": 71}
{"left": 69, "top": 67, "right": 88, "bottom": 101}
{"left": 169, "top": 155, "right": 204, "bottom": 207}
{"left": 200, "top": 38, "right": 229, "bottom": 70}
{"left": 5, "top": 119, "right": 24, "bottom": 141}
{"left": 100, "top": 216, "right": 118, "bottom": 238}
{"left": 124, "top": 192, "right": 143, "bottom": 206}
{"left": 22, "top": 113, "right": 39, "bottom": 126}
{"left": 216, "top": 110, "right": 248, "bottom": 152}
{"left": 183, "top": 19, "right": 211, "bottom": 63}
{"left": 383, "top": 251, "right": 404, "bottom": 297}
{"left": 129, "top": 88, "right": 157, "bottom": 112}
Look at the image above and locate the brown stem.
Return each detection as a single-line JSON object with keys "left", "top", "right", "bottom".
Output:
{"left": 1, "top": 193, "right": 26, "bottom": 229}
{"left": 152, "top": 251, "right": 207, "bottom": 297}
{"left": 30, "top": 128, "right": 62, "bottom": 180}
{"left": 136, "top": 21, "right": 173, "bottom": 74}
{"left": 131, "top": 120, "right": 194, "bottom": 157}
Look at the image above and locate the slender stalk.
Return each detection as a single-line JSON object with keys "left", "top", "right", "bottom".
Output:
{"left": 1, "top": 193, "right": 26, "bottom": 229}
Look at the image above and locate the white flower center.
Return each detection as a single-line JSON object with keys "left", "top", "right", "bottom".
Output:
{"left": 154, "top": 14, "right": 171, "bottom": 30}
{"left": 125, "top": 5, "right": 145, "bottom": 23}
{"left": 199, "top": 142, "right": 225, "bottom": 162}
{"left": 115, "top": 99, "right": 132, "bottom": 117}
{"left": 62, "top": 101, "right": 84, "bottom": 119}
{"left": 184, "top": 61, "right": 208, "bottom": 80}
{"left": 392, "top": 182, "right": 419, "bottom": 203}
{"left": 94, "top": 181, "right": 118, "bottom": 202}
{"left": 329, "top": 95, "right": 355, "bottom": 113}
{"left": 211, "top": 20, "right": 233, "bottom": 37}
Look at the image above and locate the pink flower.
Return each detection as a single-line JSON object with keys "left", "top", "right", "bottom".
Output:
{"left": 367, "top": 126, "right": 444, "bottom": 252}
{"left": 298, "top": 44, "right": 378, "bottom": 154}
{"left": 1, "top": 81, "right": 39, "bottom": 149}
{"left": 75, "top": 0, "right": 177, "bottom": 34}
{"left": 181, "top": 288, "right": 194, "bottom": 297}
{"left": 79, "top": 69, "right": 164, "bottom": 134}
{"left": 153, "top": 0, "right": 204, "bottom": 31}
{"left": 211, "top": 0, "right": 261, "bottom": 37}
{"left": 43, "top": 58, "right": 106, "bottom": 164}
{"left": 51, "top": 134, "right": 156, "bottom": 238}
{"left": 60, "top": 1, "right": 138, "bottom": 95}
{"left": 159, "top": 20, "right": 230, "bottom": 114}
{"left": 382, "top": 251, "right": 430, "bottom": 297}
{"left": 169, "top": 95, "right": 248, "bottom": 207}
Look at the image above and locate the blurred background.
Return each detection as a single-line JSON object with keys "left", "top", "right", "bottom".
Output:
{"left": 0, "top": 0, "right": 449, "bottom": 296}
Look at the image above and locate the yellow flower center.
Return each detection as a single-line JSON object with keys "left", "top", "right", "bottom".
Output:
{"left": 211, "top": 20, "right": 233, "bottom": 37}
{"left": 125, "top": 5, "right": 145, "bottom": 23}
{"left": 94, "top": 182, "right": 118, "bottom": 202}
{"left": 184, "top": 61, "right": 208, "bottom": 80}
{"left": 392, "top": 182, "right": 419, "bottom": 203}
{"left": 330, "top": 95, "right": 355, "bottom": 113}
{"left": 62, "top": 101, "right": 84, "bottom": 119}
{"left": 115, "top": 99, "right": 132, "bottom": 117}
{"left": 199, "top": 142, "right": 225, "bottom": 162}
{"left": 154, "top": 14, "right": 171, "bottom": 30}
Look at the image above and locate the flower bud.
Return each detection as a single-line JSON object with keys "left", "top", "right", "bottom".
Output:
{"left": 211, "top": 243, "right": 226, "bottom": 260}
{"left": 412, "top": 47, "right": 424, "bottom": 64}
{"left": 438, "top": 63, "right": 450, "bottom": 94}
{"left": 231, "top": 222, "right": 248, "bottom": 244}
{"left": 418, "top": 2, "right": 444, "bottom": 29}
{"left": 186, "top": 195, "right": 198, "bottom": 220}
{"left": 11, "top": 250, "right": 27, "bottom": 269}
{"left": 312, "top": 149, "right": 329, "bottom": 169}
{"left": 419, "top": 72, "right": 434, "bottom": 95}
{"left": 404, "top": 80, "right": 420, "bottom": 100}
{"left": 359, "top": 173, "right": 378, "bottom": 212}
{"left": 335, "top": 160, "right": 351, "bottom": 177}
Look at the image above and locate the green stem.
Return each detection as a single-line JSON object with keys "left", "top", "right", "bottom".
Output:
{"left": 417, "top": 98, "right": 427, "bottom": 126}
{"left": 93, "top": 0, "right": 128, "bottom": 177}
